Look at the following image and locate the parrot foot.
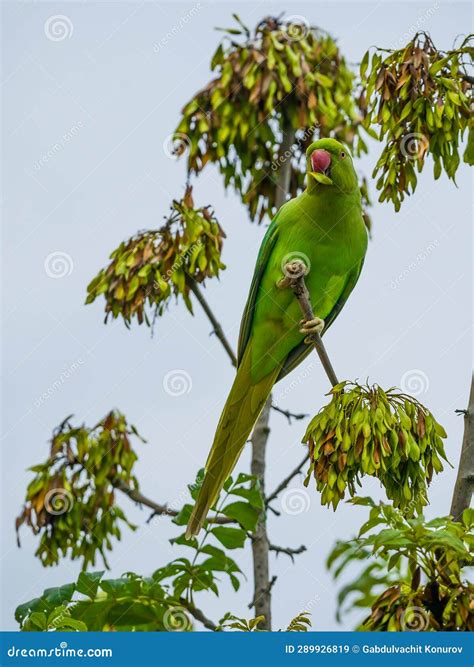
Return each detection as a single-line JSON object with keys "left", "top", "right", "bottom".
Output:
{"left": 300, "top": 317, "right": 325, "bottom": 342}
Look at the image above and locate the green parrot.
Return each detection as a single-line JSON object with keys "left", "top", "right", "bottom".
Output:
{"left": 186, "top": 138, "right": 368, "bottom": 538}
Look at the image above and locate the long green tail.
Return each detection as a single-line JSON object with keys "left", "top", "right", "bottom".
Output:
{"left": 186, "top": 343, "right": 279, "bottom": 538}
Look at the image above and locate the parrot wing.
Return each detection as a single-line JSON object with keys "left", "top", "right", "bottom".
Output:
{"left": 276, "top": 258, "right": 366, "bottom": 381}
{"left": 237, "top": 212, "right": 282, "bottom": 365}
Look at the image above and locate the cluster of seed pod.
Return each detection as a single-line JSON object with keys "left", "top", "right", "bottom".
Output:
{"left": 302, "top": 382, "right": 448, "bottom": 512}
{"left": 359, "top": 32, "right": 472, "bottom": 210}
{"left": 86, "top": 187, "right": 225, "bottom": 326}
{"left": 175, "top": 15, "right": 367, "bottom": 224}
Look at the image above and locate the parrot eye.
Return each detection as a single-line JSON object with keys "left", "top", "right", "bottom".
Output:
{"left": 340, "top": 151, "right": 346, "bottom": 159}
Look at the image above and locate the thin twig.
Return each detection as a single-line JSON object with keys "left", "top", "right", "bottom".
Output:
{"left": 271, "top": 404, "right": 308, "bottom": 423}
{"left": 265, "top": 453, "right": 309, "bottom": 506}
{"left": 187, "top": 278, "right": 237, "bottom": 367}
{"left": 179, "top": 599, "right": 218, "bottom": 631}
{"left": 269, "top": 543, "right": 307, "bottom": 561}
{"left": 278, "top": 260, "right": 339, "bottom": 387}
{"left": 114, "top": 478, "right": 233, "bottom": 524}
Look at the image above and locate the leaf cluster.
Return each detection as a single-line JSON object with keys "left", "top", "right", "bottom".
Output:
{"left": 216, "top": 610, "right": 311, "bottom": 632}
{"left": 302, "top": 382, "right": 448, "bottom": 512}
{"left": 86, "top": 187, "right": 225, "bottom": 326}
{"left": 15, "top": 412, "right": 144, "bottom": 568}
{"left": 360, "top": 33, "right": 473, "bottom": 210}
{"left": 176, "top": 15, "right": 366, "bottom": 223}
{"left": 16, "top": 468, "right": 265, "bottom": 631}
{"left": 327, "top": 499, "right": 474, "bottom": 631}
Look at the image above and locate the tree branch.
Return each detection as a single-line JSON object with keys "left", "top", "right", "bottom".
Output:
{"left": 450, "top": 374, "right": 474, "bottom": 521}
{"left": 277, "top": 261, "right": 339, "bottom": 387}
{"left": 187, "top": 278, "right": 238, "bottom": 367}
{"left": 271, "top": 404, "right": 308, "bottom": 423}
{"left": 248, "top": 575, "right": 277, "bottom": 611}
{"left": 249, "top": 396, "right": 273, "bottom": 627}
{"left": 179, "top": 599, "right": 218, "bottom": 631}
{"left": 269, "top": 543, "right": 307, "bottom": 561}
{"left": 265, "top": 453, "right": 309, "bottom": 506}
{"left": 113, "top": 479, "right": 233, "bottom": 524}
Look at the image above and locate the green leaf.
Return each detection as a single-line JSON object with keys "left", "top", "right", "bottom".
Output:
{"left": 54, "top": 617, "right": 88, "bottom": 632}
{"left": 220, "top": 501, "right": 260, "bottom": 532}
{"left": 42, "top": 584, "right": 76, "bottom": 607}
{"left": 211, "top": 526, "right": 247, "bottom": 549}
{"left": 28, "top": 612, "right": 47, "bottom": 630}
{"left": 360, "top": 50, "right": 370, "bottom": 79}
{"left": 229, "top": 485, "right": 264, "bottom": 509}
{"left": 76, "top": 571, "right": 104, "bottom": 599}
{"left": 172, "top": 504, "right": 193, "bottom": 526}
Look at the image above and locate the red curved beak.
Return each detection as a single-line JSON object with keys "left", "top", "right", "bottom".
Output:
{"left": 311, "top": 149, "right": 331, "bottom": 174}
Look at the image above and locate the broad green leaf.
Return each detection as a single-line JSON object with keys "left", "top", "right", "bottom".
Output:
{"left": 211, "top": 526, "right": 247, "bottom": 549}
{"left": 220, "top": 501, "right": 260, "bottom": 532}
{"left": 76, "top": 571, "right": 104, "bottom": 599}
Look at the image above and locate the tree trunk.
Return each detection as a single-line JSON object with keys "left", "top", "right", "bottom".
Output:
{"left": 250, "top": 397, "right": 272, "bottom": 627}
{"left": 450, "top": 374, "right": 474, "bottom": 520}
{"left": 249, "top": 121, "right": 295, "bottom": 630}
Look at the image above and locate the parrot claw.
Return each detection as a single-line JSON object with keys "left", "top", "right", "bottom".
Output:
{"left": 300, "top": 317, "right": 325, "bottom": 340}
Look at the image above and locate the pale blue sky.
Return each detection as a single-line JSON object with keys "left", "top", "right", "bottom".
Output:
{"left": 2, "top": 0, "right": 472, "bottom": 631}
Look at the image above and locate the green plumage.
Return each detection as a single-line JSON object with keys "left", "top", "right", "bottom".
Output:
{"left": 186, "top": 139, "right": 368, "bottom": 538}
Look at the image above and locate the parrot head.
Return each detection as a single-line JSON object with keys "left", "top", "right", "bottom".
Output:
{"left": 306, "top": 138, "right": 357, "bottom": 194}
